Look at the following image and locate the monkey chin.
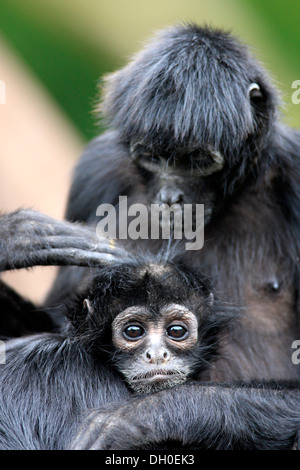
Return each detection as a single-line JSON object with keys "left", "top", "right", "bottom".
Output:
{"left": 129, "top": 373, "right": 188, "bottom": 395}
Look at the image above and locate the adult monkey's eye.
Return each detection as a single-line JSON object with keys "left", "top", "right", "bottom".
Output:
{"left": 123, "top": 324, "right": 145, "bottom": 340}
{"left": 166, "top": 325, "right": 188, "bottom": 340}
{"left": 248, "top": 83, "right": 263, "bottom": 102}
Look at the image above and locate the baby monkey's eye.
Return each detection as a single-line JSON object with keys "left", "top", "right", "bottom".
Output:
{"left": 123, "top": 324, "right": 145, "bottom": 341}
{"left": 166, "top": 324, "right": 188, "bottom": 340}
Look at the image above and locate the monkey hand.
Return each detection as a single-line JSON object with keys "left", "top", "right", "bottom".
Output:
{"left": 0, "top": 209, "right": 131, "bottom": 272}
{"left": 69, "top": 404, "right": 158, "bottom": 450}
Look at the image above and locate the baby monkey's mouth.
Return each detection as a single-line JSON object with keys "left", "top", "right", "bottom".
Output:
{"left": 132, "top": 369, "right": 179, "bottom": 382}
{"left": 125, "top": 367, "right": 189, "bottom": 394}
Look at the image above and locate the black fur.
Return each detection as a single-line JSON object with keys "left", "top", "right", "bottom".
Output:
{"left": 49, "top": 24, "right": 300, "bottom": 381}
{"left": 0, "top": 209, "right": 131, "bottom": 329}
{"left": 46, "top": 23, "right": 300, "bottom": 448}
{"left": 67, "top": 254, "right": 231, "bottom": 373}
{"left": 5, "top": 24, "right": 300, "bottom": 449}
{"left": 64, "top": 23, "right": 278, "bottom": 228}
{"left": 70, "top": 381, "right": 300, "bottom": 450}
{"left": 100, "top": 24, "right": 276, "bottom": 177}
{"left": 0, "top": 246, "right": 234, "bottom": 449}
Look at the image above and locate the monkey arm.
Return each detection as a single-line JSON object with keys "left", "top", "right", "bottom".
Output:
{"left": 0, "top": 209, "right": 130, "bottom": 272}
{"left": 0, "top": 335, "right": 131, "bottom": 450}
{"left": 70, "top": 382, "right": 300, "bottom": 450}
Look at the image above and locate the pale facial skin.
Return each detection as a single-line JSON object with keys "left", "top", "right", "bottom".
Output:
{"left": 111, "top": 304, "right": 199, "bottom": 394}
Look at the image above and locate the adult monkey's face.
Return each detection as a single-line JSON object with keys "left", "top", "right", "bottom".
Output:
{"left": 100, "top": 23, "right": 278, "bottom": 223}
{"left": 129, "top": 140, "right": 220, "bottom": 225}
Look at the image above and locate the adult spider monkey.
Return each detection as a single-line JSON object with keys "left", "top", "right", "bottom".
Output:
{"left": 8, "top": 23, "right": 300, "bottom": 448}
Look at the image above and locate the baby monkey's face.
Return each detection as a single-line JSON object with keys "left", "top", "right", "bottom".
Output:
{"left": 111, "top": 303, "right": 199, "bottom": 394}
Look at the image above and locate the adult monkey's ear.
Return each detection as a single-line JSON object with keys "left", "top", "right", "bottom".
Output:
{"left": 0, "top": 209, "right": 132, "bottom": 273}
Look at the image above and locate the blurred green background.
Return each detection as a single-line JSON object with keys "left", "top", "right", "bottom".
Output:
{"left": 0, "top": 0, "right": 299, "bottom": 142}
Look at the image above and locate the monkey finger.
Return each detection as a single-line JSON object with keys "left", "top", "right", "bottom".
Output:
{"left": 0, "top": 248, "right": 127, "bottom": 272}
{"left": 31, "top": 248, "right": 129, "bottom": 268}
{"left": 69, "top": 410, "right": 107, "bottom": 450}
{"left": 12, "top": 235, "right": 126, "bottom": 255}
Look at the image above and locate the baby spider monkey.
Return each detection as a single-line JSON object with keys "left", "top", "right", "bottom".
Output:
{"left": 68, "top": 254, "right": 233, "bottom": 397}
